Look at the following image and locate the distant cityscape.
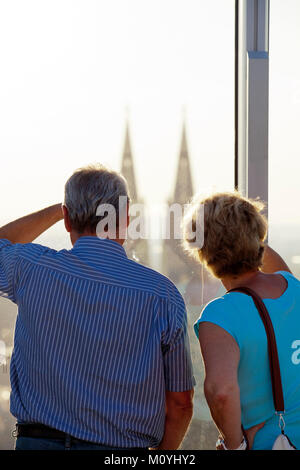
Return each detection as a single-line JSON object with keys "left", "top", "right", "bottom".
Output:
{"left": 0, "top": 122, "right": 299, "bottom": 449}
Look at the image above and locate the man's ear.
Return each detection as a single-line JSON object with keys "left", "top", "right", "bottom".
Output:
{"left": 62, "top": 205, "right": 72, "bottom": 233}
{"left": 126, "top": 201, "right": 130, "bottom": 228}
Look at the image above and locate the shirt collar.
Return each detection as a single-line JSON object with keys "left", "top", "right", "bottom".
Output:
{"left": 72, "top": 236, "right": 128, "bottom": 260}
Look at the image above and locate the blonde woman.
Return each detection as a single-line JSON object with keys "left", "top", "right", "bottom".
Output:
{"left": 184, "top": 192, "right": 300, "bottom": 450}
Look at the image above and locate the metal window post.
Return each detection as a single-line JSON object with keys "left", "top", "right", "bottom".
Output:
{"left": 235, "top": 0, "right": 270, "bottom": 214}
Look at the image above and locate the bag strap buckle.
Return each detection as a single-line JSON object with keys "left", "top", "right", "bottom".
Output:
{"left": 276, "top": 412, "right": 286, "bottom": 432}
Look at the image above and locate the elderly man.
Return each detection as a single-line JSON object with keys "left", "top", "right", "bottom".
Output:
{"left": 0, "top": 164, "right": 195, "bottom": 451}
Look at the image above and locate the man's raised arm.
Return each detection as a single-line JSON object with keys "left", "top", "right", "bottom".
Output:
{"left": 0, "top": 204, "right": 63, "bottom": 244}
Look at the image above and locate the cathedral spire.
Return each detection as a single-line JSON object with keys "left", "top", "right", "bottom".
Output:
{"left": 173, "top": 119, "right": 194, "bottom": 204}
{"left": 119, "top": 116, "right": 149, "bottom": 265}
{"left": 121, "top": 119, "right": 138, "bottom": 202}
{"left": 162, "top": 118, "right": 198, "bottom": 283}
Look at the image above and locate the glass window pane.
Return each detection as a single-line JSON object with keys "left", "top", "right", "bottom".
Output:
{"left": 0, "top": 0, "right": 234, "bottom": 449}
{"left": 269, "top": 0, "right": 300, "bottom": 277}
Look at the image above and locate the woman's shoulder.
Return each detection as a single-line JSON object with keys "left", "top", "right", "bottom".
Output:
{"left": 202, "top": 289, "right": 253, "bottom": 313}
{"left": 276, "top": 270, "right": 300, "bottom": 284}
{"left": 274, "top": 270, "right": 300, "bottom": 299}
{"left": 193, "top": 293, "right": 250, "bottom": 341}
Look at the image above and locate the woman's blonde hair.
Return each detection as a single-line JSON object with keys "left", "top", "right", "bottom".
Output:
{"left": 183, "top": 191, "right": 268, "bottom": 279}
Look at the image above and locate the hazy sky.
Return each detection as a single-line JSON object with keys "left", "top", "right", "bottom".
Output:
{"left": 0, "top": 0, "right": 299, "bottom": 234}
{"left": 0, "top": 0, "right": 234, "bottom": 222}
{"left": 269, "top": 0, "right": 300, "bottom": 227}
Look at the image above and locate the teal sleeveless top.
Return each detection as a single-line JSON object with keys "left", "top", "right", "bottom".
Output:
{"left": 194, "top": 271, "right": 300, "bottom": 450}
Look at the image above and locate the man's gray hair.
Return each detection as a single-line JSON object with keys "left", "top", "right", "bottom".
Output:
{"left": 64, "top": 164, "right": 130, "bottom": 233}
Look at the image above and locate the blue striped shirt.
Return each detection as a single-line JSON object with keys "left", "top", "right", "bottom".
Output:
{"left": 0, "top": 236, "right": 195, "bottom": 448}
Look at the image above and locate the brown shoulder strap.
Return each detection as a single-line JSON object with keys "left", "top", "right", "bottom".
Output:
{"left": 227, "top": 286, "right": 285, "bottom": 413}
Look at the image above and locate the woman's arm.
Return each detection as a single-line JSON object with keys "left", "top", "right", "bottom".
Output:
{"left": 198, "top": 322, "right": 264, "bottom": 449}
{"left": 198, "top": 322, "right": 243, "bottom": 449}
{"left": 262, "top": 245, "right": 292, "bottom": 274}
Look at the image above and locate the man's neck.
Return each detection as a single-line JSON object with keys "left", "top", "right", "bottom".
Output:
{"left": 71, "top": 231, "right": 125, "bottom": 247}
